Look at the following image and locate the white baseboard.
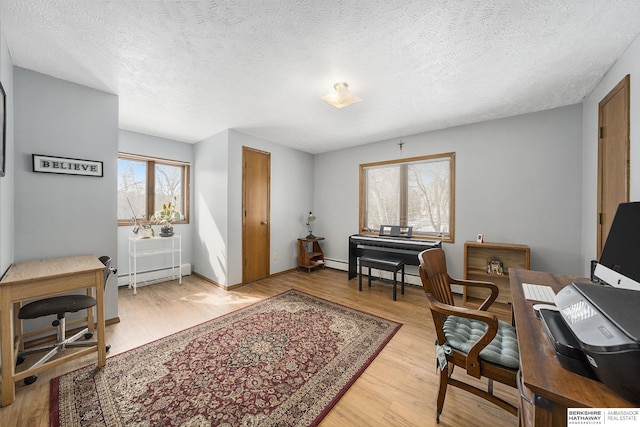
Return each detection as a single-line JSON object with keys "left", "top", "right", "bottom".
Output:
{"left": 323, "top": 258, "right": 348, "bottom": 271}
{"left": 117, "top": 263, "right": 192, "bottom": 287}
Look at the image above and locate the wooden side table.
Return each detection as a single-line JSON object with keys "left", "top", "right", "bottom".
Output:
{"left": 297, "top": 237, "right": 325, "bottom": 272}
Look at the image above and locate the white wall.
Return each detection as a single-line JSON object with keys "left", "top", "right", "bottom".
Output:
{"left": 193, "top": 129, "right": 314, "bottom": 287}
{"left": 0, "top": 28, "right": 14, "bottom": 275}
{"left": 117, "top": 129, "right": 194, "bottom": 280}
{"left": 193, "top": 129, "right": 230, "bottom": 284}
{"left": 581, "top": 33, "right": 640, "bottom": 277}
{"left": 315, "top": 105, "right": 584, "bottom": 280}
{"left": 228, "top": 130, "right": 315, "bottom": 284}
{"left": 13, "top": 68, "right": 119, "bottom": 322}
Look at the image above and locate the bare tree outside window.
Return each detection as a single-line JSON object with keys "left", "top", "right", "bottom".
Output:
{"left": 155, "top": 163, "right": 184, "bottom": 217}
{"left": 118, "top": 158, "right": 147, "bottom": 220}
{"left": 360, "top": 152, "right": 455, "bottom": 242}
{"left": 365, "top": 166, "right": 400, "bottom": 229}
{"left": 407, "top": 160, "right": 450, "bottom": 235}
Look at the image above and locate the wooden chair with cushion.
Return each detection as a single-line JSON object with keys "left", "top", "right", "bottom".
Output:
{"left": 418, "top": 248, "right": 519, "bottom": 423}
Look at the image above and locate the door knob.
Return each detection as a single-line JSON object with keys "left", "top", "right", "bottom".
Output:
{"left": 261, "top": 221, "right": 268, "bottom": 225}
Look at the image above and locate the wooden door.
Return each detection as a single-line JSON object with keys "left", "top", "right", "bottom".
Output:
{"left": 242, "top": 147, "right": 271, "bottom": 283}
{"left": 597, "top": 75, "right": 630, "bottom": 257}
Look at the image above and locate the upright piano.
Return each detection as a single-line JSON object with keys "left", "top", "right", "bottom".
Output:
{"left": 348, "top": 234, "right": 442, "bottom": 279}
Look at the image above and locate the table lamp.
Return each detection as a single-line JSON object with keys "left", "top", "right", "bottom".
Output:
{"left": 306, "top": 212, "right": 316, "bottom": 239}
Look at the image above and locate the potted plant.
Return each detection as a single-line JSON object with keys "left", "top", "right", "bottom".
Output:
{"left": 138, "top": 222, "right": 155, "bottom": 239}
{"left": 127, "top": 197, "right": 156, "bottom": 238}
{"left": 152, "top": 198, "right": 181, "bottom": 237}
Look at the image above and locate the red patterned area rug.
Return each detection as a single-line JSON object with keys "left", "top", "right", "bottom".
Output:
{"left": 50, "top": 289, "right": 401, "bottom": 427}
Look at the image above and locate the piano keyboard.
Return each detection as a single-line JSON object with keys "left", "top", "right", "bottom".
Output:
{"left": 350, "top": 235, "right": 440, "bottom": 248}
{"left": 348, "top": 234, "right": 441, "bottom": 279}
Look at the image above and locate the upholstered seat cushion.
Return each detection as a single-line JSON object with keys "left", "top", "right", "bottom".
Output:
{"left": 19, "top": 295, "right": 96, "bottom": 319}
{"left": 443, "top": 315, "right": 520, "bottom": 369}
{"left": 359, "top": 256, "right": 405, "bottom": 271}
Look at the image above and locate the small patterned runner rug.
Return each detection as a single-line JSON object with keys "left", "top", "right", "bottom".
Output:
{"left": 50, "top": 289, "right": 401, "bottom": 426}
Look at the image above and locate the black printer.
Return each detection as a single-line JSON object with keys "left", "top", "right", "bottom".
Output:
{"left": 543, "top": 281, "right": 640, "bottom": 405}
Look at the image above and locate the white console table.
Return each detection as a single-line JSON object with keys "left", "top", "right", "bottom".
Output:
{"left": 128, "top": 234, "right": 182, "bottom": 294}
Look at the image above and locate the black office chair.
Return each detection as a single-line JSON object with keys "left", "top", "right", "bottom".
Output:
{"left": 17, "top": 255, "right": 116, "bottom": 384}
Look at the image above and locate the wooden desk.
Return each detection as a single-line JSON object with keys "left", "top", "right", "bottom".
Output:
{"left": 0, "top": 255, "right": 106, "bottom": 406}
{"left": 510, "top": 269, "right": 634, "bottom": 427}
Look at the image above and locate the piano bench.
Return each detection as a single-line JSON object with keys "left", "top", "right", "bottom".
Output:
{"left": 358, "top": 257, "right": 405, "bottom": 301}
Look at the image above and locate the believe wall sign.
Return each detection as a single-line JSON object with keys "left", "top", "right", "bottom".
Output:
{"left": 33, "top": 154, "right": 103, "bottom": 177}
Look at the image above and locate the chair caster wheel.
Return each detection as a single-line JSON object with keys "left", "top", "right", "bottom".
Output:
{"left": 16, "top": 355, "right": 26, "bottom": 365}
{"left": 24, "top": 375, "right": 38, "bottom": 385}
{"left": 84, "top": 332, "right": 94, "bottom": 339}
{"left": 106, "top": 344, "right": 111, "bottom": 353}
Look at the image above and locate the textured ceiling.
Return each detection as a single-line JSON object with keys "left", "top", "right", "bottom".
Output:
{"left": 2, "top": 1, "right": 640, "bottom": 154}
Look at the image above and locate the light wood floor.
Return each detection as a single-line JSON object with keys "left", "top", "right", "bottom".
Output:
{"left": 1, "top": 268, "right": 519, "bottom": 427}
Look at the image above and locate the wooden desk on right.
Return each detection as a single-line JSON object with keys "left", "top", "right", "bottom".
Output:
{"left": 509, "top": 269, "right": 634, "bottom": 427}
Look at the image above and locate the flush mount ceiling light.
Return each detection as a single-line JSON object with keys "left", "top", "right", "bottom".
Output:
{"left": 321, "top": 82, "right": 362, "bottom": 109}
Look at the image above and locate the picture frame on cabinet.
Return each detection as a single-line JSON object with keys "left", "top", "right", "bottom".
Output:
{"left": 487, "top": 256, "right": 504, "bottom": 275}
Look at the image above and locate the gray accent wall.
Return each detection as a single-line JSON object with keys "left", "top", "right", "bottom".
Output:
{"left": 0, "top": 28, "right": 15, "bottom": 275}
{"left": 13, "top": 68, "right": 119, "bottom": 321}
{"left": 314, "top": 105, "right": 584, "bottom": 280}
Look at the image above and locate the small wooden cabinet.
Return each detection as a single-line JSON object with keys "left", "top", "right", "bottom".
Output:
{"left": 463, "top": 241, "right": 530, "bottom": 304}
{"left": 297, "top": 237, "right": 325, "bottom": 272}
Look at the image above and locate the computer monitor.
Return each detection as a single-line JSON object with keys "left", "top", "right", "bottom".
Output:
{"left": 594, "top": 202, "right": 640, "bottom": 291}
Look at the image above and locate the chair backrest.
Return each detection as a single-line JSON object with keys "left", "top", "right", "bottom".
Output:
{"left": 418, "top": 248, "right": 456, "bottom": 306}
{"left": 98, "top": 255, "right": 116, "bottom": 288}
